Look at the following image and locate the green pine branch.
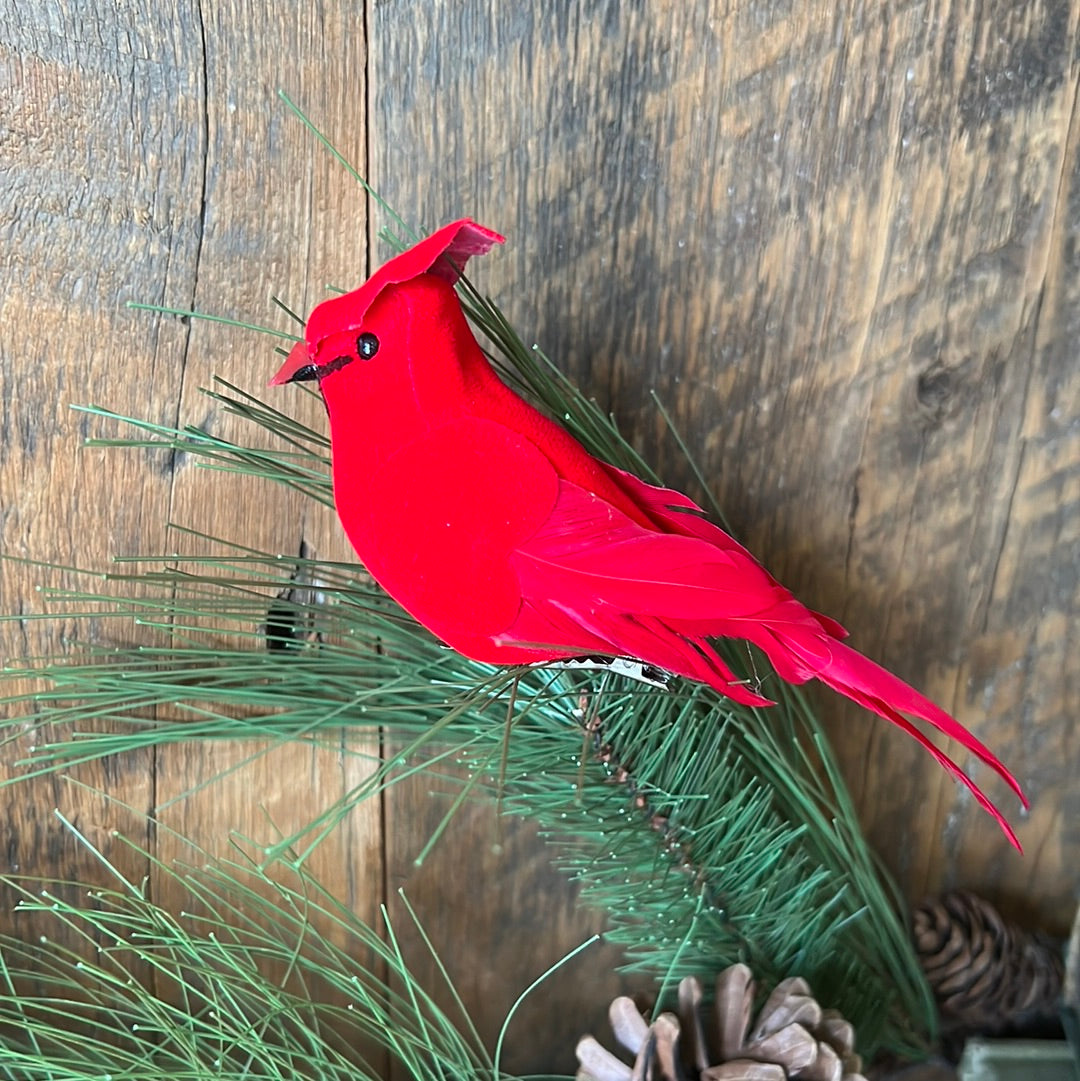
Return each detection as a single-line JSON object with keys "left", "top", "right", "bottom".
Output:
{"left": 2, "top": 375, "right": 933, "bottom": 1056}
{"left": 0, "top": 101, "right": 937, "bottom": 1060}
{"left": 0, "top": 813, "right": 543, "bottom": 1081}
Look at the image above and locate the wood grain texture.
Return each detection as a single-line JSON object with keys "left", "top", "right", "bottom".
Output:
{"left": 0, "top": 0, "right": 204, "bottom": 925}
{"left": 143, "top": 0, "right": 380, "bottom": 952}
{"left": 369, "top": 0, "right": 1078, "bottom": 1063}
{"left": 0, "top": 0, "right": 382, "bottom": 1001}
{"left": 382, "top": 775, "right": 643, "bottom": 1077}
{"left": 0, "top": 0, "right": 1077, "bottom": 1074}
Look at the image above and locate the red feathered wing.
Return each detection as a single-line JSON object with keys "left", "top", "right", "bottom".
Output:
{"left": 500, "top": 474, "right": 1026, "bottom": 849}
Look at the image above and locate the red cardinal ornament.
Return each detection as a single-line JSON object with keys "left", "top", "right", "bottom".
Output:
{"left": 272, "top": 219, "right": 1026, "bottom": 848}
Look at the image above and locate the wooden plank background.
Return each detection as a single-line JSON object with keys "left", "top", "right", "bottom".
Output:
{"left": 1, "top": 0, "right": 1077, "bottom": 1074}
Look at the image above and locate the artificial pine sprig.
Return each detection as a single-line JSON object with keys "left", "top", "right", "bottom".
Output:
{"left": 0, "top": 813, "right": 523, "bottom": 1081}
{"left": 0, "top": 104, "right": 936, "bottom": 1058}
{"left": 2, "top": 370, "right": 932, "bottom": 1055}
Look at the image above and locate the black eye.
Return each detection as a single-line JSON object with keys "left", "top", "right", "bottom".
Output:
{"left": 357, "top": 332, "right": 379, "bottom": 360}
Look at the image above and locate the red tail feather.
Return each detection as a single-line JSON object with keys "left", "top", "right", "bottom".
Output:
{"left": 812, "top": 641, "right": 1025, "bottom": 850}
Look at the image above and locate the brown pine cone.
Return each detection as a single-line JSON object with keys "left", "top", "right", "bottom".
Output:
{"left": 913, "top": 890, "right": 1064, "bottom": 1031}
{"left": 575, "top": 967, "right": 866, "bottom": 1081}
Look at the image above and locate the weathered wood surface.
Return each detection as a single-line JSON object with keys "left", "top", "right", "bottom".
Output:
{"left": 2, "top": 0, "right": 1078, "bottom": 1073}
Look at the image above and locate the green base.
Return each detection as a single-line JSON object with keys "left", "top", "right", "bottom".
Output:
{"left": 959, "top": 1039, "right": 1078, "bottom": 1081}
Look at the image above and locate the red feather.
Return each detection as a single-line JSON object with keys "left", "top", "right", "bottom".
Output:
{"left": 273, "top": 218, "right": 1027, "bottom": 850}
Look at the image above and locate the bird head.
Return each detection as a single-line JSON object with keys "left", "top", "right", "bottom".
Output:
{"left": 270, "top": 219, "right": 505, "bottom": 400}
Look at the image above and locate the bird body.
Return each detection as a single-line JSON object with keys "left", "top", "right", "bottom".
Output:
{"left": 273, "top": 219, "right": 1025, "bottom": 848}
